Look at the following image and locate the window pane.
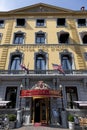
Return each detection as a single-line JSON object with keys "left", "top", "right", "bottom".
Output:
{"left": 11, "top": 56, "right": 21, "bottom": 70}
{"left": 14, "top": 34, "right": 24, "bottom": 44}
{"left": 61, "top": 56, "right": 72, "bottom": 70}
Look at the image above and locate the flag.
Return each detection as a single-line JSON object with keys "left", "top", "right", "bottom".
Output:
{"left": 52, "top": 63, "right": 65, "bottom": 75}
{"left": 20, "top": 64, "right": 29, "bottom": 73}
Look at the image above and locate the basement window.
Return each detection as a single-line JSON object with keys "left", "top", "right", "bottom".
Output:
{"left": 16, "top": 18, "right": 25, "bottom": 26}
{"left": 57, "top": 18, "right": 66, "bottom": 26}
{"left": 77, "top": 19, "right": 86, "bottom": 27}
{"left": 0, "top": 20, "right": 4, "bottom": 27}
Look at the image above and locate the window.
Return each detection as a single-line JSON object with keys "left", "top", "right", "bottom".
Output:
{"left": 77, "top": 19, "right": 86, "bottom": 27}
{"left": 36, "top": 33, "right": 45, "bottom": 44}
{"left": 57, "top": 18, "right": 66, "bottom": 26}
{"left": 84, "top": 52, "right": 87, "bottom": 60}
{"left": 0, "top": 20, "right": 4, "bottom": 27}
{"left": 16, "top": 18, "right": 25, "bottom": 26}
{"left": 14, "top": 33, "right": 24, "bottom": 44}
{"left": 58, "top": 32, "right": 69, "bottom": 44}
{"left": 10, "top": 55, "right": 21, "bottom": 70}
{"left": 80, "top": 32, "right": 87, "bottom": 44}
{"left": 5, "top": 87, "right": 17, "bottom": 108}
{"left": 35, "top": 54, "right": 46, "bottom": 73}
{"left": 0, "top": 33, "right": 2, "bottom": 43}
{"left": 61, "top": 54, "right": 72, "bottom": 70}
{"left": 66, "top": 87, "right": 78, "bottom": 109}
{"left": 36, "top": 19, "right": 45, "bottom": 26}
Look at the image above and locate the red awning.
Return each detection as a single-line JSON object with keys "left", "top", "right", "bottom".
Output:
{"left": 20, "top": 89, "right": 61, "bottom": 98}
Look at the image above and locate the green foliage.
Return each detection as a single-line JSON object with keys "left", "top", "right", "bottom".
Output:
{"left": 68, "top": 114, "right": 74, "bottom": 122}
{"left": 8, "top": 114, "right": 16, "bottom": 121}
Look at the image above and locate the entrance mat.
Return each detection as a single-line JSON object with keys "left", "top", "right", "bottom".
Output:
{"left": 34, "top": 123, "right": 47, "bottom": 126}
{"left": 34, "top": 123, "right": 41, "bottom": 126}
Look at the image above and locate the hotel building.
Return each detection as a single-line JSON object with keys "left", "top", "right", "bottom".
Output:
{"left": 0, "top": 3, "right": 87, "bottom": 127}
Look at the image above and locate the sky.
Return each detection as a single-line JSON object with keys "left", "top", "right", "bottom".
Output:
{"left": 0, "top": 0, "right": 87, "bottom": 11}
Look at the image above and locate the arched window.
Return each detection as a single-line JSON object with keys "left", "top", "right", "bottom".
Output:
{"left": 58, "top": 31, "right": 69, "bottom": 44}
{"left": 35, "top": 50, "right": 47, "bottom": 73}
{"left": 80, "top": 32, "right": 87, "bottom": 44}
{"left": 10, "top": 52, "right": 22, "bottom": 70}
{"left": 35, "top": 31, "right": 46, "bottom": 44}
{"left": 13, "top": 32, "right": 25, "bottom": 44}
{"left": 61, "top": 54, "right": 72, "bottom": 70}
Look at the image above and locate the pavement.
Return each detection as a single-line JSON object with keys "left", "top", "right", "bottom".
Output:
{"left": 14, "top": 125, "right": 70, "bottom": 130}
{"left": 13, "top": 124, "right": 83, "bottom": 130}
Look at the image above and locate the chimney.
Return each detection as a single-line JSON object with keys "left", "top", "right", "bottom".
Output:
{"left": 81, "top": 6, "right": 85, "bottom": 11}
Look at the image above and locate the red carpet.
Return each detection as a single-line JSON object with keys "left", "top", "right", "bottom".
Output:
{"left": 34, "top": 123, "right": 41, "bottom": 126}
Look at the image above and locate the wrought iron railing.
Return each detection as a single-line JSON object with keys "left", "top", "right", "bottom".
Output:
{"left": 0, "top": 69, "right": 87, "bottom": 75}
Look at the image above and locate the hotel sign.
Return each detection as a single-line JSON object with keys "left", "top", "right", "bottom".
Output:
{"left": 20, "top": 89, "right": 61, "bottom": 98}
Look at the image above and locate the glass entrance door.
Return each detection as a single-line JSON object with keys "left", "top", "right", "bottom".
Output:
{"left": 33, "top": 98, "right": 50, "bottom": 124}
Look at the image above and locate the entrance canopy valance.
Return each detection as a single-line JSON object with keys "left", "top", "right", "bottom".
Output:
{"left": 20, "top": 89, "right": 61, "bottom": 98}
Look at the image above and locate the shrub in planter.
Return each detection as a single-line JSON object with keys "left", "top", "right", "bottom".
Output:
{"left": 8, "top": 114, "right": 16, "bottom": 129}
{"left": 68, "top": 114, "right": 75, "bottom": 130}
{"left": 68, "top": 114, "right": 74, "bottom": 122}
{"left": 8, "top": 114, "right": 16, "bottom": 122}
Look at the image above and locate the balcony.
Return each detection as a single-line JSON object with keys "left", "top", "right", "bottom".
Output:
{"left": 0, "top": 69, "right": 87, "bottom": 75}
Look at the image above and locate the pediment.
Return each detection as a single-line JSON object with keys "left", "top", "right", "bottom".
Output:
{"left": 31, "top": 81, "right": 51, "bottom": 90}
{"left": 9, "top": 3, "right": 73, "bottom": 13}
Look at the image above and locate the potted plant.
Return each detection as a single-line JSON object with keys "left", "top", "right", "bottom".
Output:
{"left": 68, "top": 114, "right": 75, "bottom": 130}
{"left": 8, "top": 114, "right": 16, "bottom": 129}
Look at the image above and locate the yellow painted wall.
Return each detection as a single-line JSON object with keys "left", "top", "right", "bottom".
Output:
{"left": 0, "top": 12, "right": 87, "bottom": 70}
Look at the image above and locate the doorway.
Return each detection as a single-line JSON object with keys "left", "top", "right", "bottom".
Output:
{"left": 32, "top": 98, "right": 50, "bottom": 124}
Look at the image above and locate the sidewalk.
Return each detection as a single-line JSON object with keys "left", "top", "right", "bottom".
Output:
{"left": 13, "top": 124, "right": 82, "bottom": 130}
{"left": 14, "top": 125, "right": 70, "bottom": 130}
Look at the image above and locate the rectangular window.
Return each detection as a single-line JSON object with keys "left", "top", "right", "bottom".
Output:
{"left": 57, "top": 18, "right": 66, "bottom": 26}
{"left": 78, "top": 19, "right": 86, "bottom": 27}
{"left": 36, "top": 33, "right": 45, "bottom": 44}
{"left": 0, "top": 20, "right": 4, "bottom": 27}
{"left": 36, "top": 19, "right": 45, "bottom": 27}
{"left": 66, "top": 87, "right": 78, "bottom": 109}
{"left": 16, "top": 19, "right": 25, "bottom": 26}
{"left": 14, "top": 33, "right": 24, "bottom": 44}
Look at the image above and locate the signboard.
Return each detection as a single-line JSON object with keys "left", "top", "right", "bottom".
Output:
{"left": 20, "top": 89, "right": 61, "bottom": 98}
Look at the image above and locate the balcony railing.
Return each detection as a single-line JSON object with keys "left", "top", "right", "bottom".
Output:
{"left": 0, "top": 69, "right": 87, "bottom": 75}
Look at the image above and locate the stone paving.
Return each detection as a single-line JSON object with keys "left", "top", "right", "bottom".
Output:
{"left": 14, "top": 125, "right": 70, "bottom": 130}
{"left": 13, "top": 125, "right": 83, "bottom": 130}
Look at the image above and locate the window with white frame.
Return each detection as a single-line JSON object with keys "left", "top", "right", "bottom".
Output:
{"left": 77, "top": 19, "right": 86, "bottom": 27}
{"left": 10, "top": 54, "right": 22, "bottom": 70}
{"left": 35, "top": 32, "right": 46, "bottom": 44}
{"left": 61, "top": 54, "right": 72, "bottom": 70}
{"left": 14, "top": 33, "right": 24, "bottom": 44}
{"left": 36, "top": 19, "right": 45, "bottom": 27}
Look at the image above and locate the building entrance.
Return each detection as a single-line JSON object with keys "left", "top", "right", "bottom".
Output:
{"left": 32, "top": 97, "right": 50, "bottom": 124}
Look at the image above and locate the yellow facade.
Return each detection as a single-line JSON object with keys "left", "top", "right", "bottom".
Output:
{"left": 0, "top": 3, "right": 87, "bottom": 70}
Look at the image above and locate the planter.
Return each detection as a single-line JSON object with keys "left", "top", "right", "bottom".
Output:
{"left": 9, "top": 121, "right": 16, "bottom": 129}
{"left": 68, "top": 121, "right": 75, "bottom": 130}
